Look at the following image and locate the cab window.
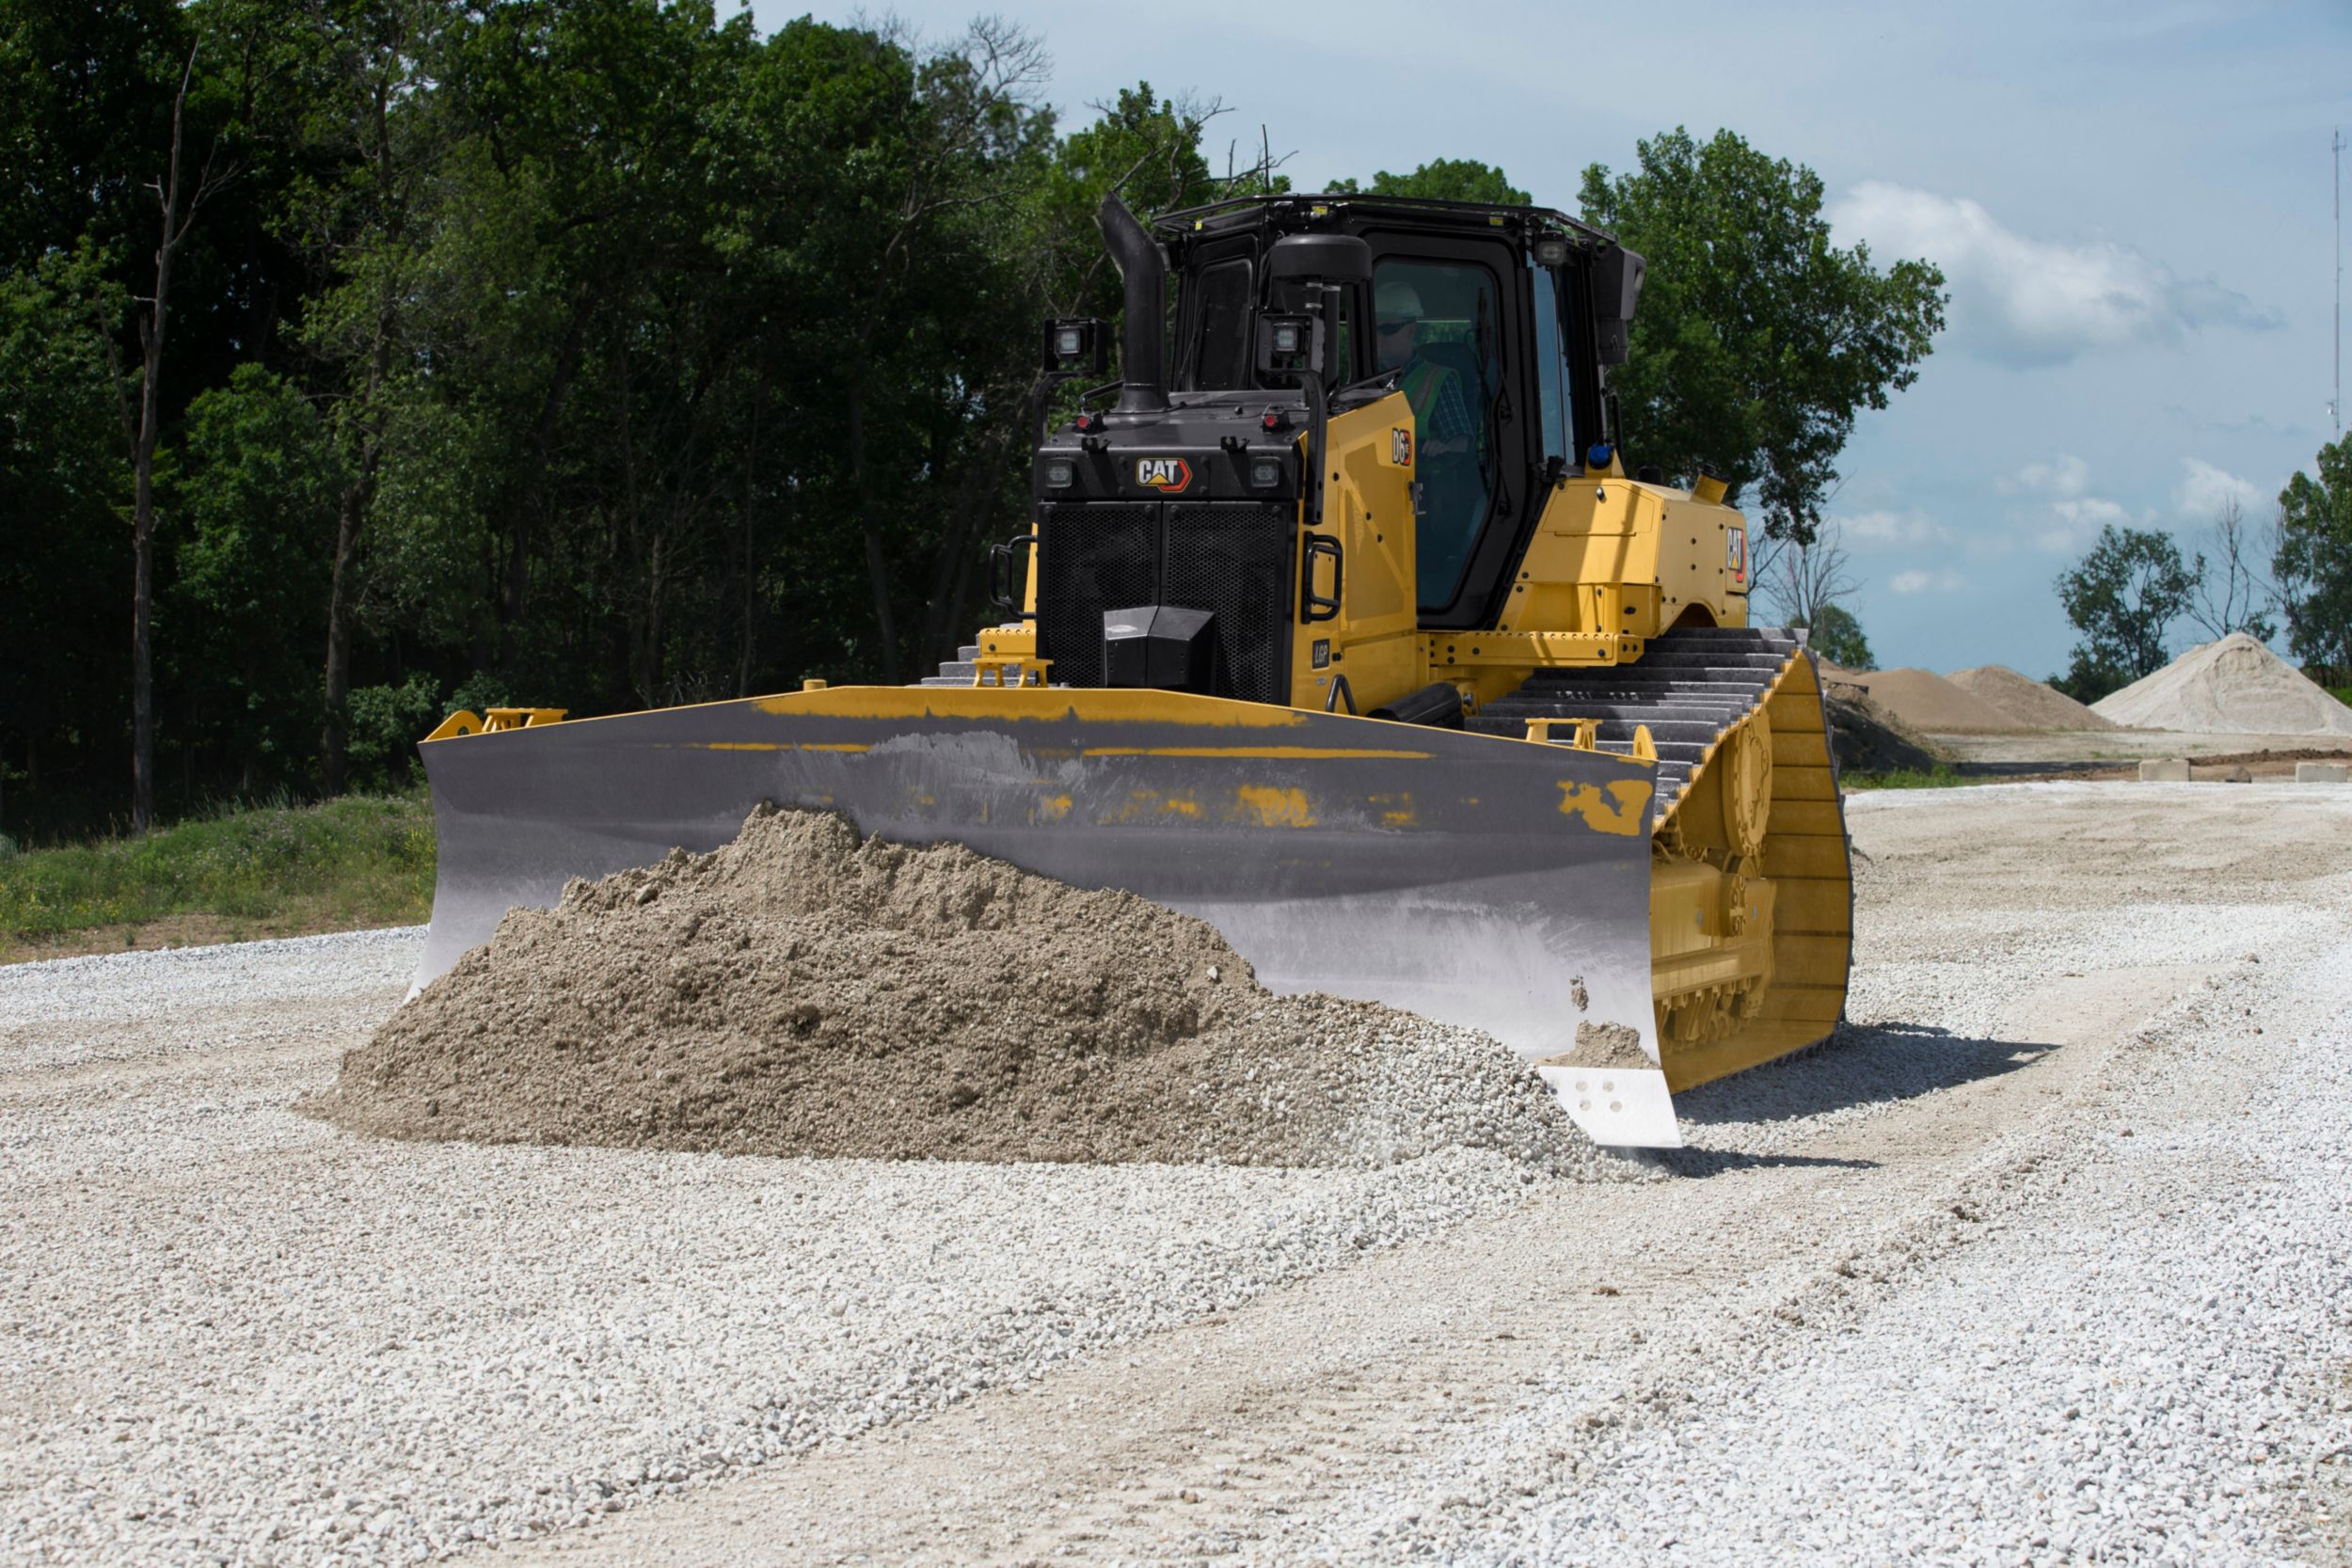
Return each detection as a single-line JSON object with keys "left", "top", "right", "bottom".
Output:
{"left": 1187, "top": 259, "right": 1253, "bottom": 389}
{"left": 1375, "top": 258, "right": 1500, "bottom": 610}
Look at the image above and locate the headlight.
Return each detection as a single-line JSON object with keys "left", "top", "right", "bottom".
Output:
{"left": 1043, "top": 459, "right": 1075, "bottom": 489}
{"left": 1249, "top": 456, "right": 1282, "bottom": 488}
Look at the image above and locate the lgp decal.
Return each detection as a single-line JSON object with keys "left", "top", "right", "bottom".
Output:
{"left": 1136, "top": 457, "right": 1192, "bottom": 493}
{"left": 1727, "top": 529, "right": 1747, "bottom": 580}
{"left": 1391, "top": 428, "right": 1413, "bottom": 467}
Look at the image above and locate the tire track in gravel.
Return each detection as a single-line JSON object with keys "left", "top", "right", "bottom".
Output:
{"left": 499, "top": 960, "right": 2204, "bottom": 1568}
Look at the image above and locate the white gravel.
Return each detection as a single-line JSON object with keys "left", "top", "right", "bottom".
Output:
{"left": 0, "top": 931, "right": 1574, "bottom": 1565}
{"left": 5, "top": 782, "right": 2348, "bottom": 1568}
{"left": 1260, "top": 784, "right": 2352, "bottom": 1567}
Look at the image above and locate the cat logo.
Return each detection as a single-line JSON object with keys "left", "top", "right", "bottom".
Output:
{"left": 1136, "top": 457, "right": 1192, "bottom": 493}
{"left": 1391, "top": 428, "right": 1412, "bottom": 467}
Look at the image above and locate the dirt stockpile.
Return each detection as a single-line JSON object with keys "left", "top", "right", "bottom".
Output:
{"left": 323, "top": 807, "right": 1621, "bottom": 1176}
{"left": 1947, "top": 665, "right": 2116, "bottom": 731}
{"left": 1820, "top": 664, "right": 2022, "bottom": 733}
{"left": 1811, "top": 668, "right": 1952, "bottom": 773}
{"left": 2091, "top": 633, "right": 2352, "bottom": 736}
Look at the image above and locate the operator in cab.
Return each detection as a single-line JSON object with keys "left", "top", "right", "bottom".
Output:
{"left": 1375, "top": 278, "right": 1474, "bottom": 457}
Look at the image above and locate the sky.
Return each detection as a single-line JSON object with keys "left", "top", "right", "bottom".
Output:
{"left": 753, "top": 0, "right": 2350, "bottom": 676}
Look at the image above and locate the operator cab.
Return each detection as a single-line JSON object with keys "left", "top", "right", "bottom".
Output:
{"left": 1161, "top": 195, "right": 1638, "bottom": 626}
{"left": 1018, "top": 193, "right": 1644, "bottom": 702}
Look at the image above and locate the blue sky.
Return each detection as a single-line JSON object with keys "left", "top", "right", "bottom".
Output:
{"left": 755, "top": 0, "right": 2350, "bottom": 675}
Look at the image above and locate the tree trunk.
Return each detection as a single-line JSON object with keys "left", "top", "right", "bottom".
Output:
{"left": 127, "top": 42, "right": 213, "bottom": 832}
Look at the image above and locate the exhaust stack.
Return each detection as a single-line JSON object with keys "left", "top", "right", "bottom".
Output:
{"left": 1097, "top": 197, "right": 1169, "bottom": 414}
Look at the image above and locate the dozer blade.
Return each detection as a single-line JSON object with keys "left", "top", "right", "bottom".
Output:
{"left": 416, "top": 685, "right": 1677, "bottom": 1147}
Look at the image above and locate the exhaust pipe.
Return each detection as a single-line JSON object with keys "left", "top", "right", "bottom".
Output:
{"left": 1097, "top": 197, "right": 1169, "bottom": 414}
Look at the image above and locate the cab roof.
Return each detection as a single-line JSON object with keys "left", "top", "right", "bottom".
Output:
{"left": 1151, "top": 191, "right": 1615, "bottom": 249}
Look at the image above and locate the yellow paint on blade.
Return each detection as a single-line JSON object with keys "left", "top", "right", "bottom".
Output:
{"left": 1036, "top": 794, "right": 1073, "bottom": 823}
{"left": 1233, "top": 784, "right": 1318, "bottom": 829}
{"left": 1078, "top": 745, "right": 1433, "bottom": 761}
{"left": 1558, "top": 779, "right": 1653, "bottom": 836}
{"left": 691, "top": 740, "right": 871, "bottom": 753}
{"left": 1108, "top": 790, "right": 1204, "bottom": 823}
{"left": 750, "top": 686, "right": 1323, "bottom": 729}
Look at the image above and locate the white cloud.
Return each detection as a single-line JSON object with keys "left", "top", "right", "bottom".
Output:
{"left": 2174, "top": 458, "right": 2265, "bottom": 522}
{"left": 1889, "top": 568, "right": 1965, "bottom": 594}
{"left": 1836, "top": 508, "right": 1944, "bottom": 545}
{"left": 1829, "top": 182, "right": 2280, "bottom": 368}
{"left": 2000, "top": 453, "right": 2090, "bottom": 500}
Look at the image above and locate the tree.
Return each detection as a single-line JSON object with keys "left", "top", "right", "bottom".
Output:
{"left": 1762, "top": 521, "right": 1858, "bottom": 630}
{"left": 2053, "top": 525, "right": 2197, "bottom": 702}
{"left": 2185, "top": 493, "right": 2276, "bottom": 642}
{"left": 2272, "top": 434, "right": 2352, "bottom": 684}
{"left": 1328, "top": 159, "right": 1527, "bottom": 205}
{"left": 1797, "top": 603, "right": 1874, "bottom": 671}
{"left": 111, "top": 37, "right": 236, "bottom": 832}
{"left": 1578, "top": 128, "right": 1946, "bottom": 546}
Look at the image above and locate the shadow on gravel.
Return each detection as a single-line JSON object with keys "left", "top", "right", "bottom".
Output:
{"left": 1674, "top": 1022, "right": 2057, "bottom": 1132}
{"left": 1652, "top": 1148, "right": 1882, "bottom": 1177}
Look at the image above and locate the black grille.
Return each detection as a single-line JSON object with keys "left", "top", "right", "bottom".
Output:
{"left": 1162, "top": 502, "right": 1292, "bottom": 703}
{"left": 1034, "top": 500, "right": 1294, "bottom": 702}
{"left": 1037, "top": 503, "right": 1156, "bottom": 686}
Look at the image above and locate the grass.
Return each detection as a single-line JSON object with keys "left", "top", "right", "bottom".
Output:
{"left": 2331, "top": 686, "right": 2352, "bottom": 709}
{"left": 0, "top": 792, "right": 436, "bottom": 960}
{"left": 1841, "top": 765, "right": 1971, "bottom": 791}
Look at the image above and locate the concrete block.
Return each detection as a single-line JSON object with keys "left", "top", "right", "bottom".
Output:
{"left": 2138, "top": 758, "right": 2192, "bottom": 783}
{"left": 2296, "top": 761, "right": 2349, "bottom": 784}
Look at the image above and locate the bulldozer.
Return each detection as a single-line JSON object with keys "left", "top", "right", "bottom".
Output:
{"left": 413, "top": 192, "right": 1851, "bottom": 1148}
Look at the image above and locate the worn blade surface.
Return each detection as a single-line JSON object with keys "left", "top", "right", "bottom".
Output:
{"left": 417, "top": 687, "right": 1659, "bottom": 1064}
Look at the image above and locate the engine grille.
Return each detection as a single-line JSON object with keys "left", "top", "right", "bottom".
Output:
{"left": 1035, "top": 500, "right": 1293, "bottom": 703}
{"left": 1162, "top": 503, "right": 1291, "bottom": 703}
{"left": 1036, "top": 503, "right": 1157, "bottom": 687}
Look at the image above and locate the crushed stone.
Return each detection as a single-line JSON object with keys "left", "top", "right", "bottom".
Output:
{"left": 1947, "top": 664, "right": 2116, "bottom": 731}
{"left": 1545, "top": 1020, "right": 1650, "bottom": 1069}
{"left": 320, "top": 806, "right": 1625, "bottom": 1178}
{"left": 2091, "top": 632, "right": 2352, "bottom": 735}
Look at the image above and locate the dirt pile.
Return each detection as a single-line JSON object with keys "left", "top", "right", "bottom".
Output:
{"left": 1812, "top": 667, "right": 1952, "bottom": 773}
{"left": 321, "top": 807, "right": 1621, "bottom": 1175}
{"left": 1819, "top": 663, "right": 2022, "bottom": 733}
{"left": 2091, "top": 633, "right": 2352, "bottom": 736}
{"left": 1947, "top": 665, "right": 2116, "bottom": 731}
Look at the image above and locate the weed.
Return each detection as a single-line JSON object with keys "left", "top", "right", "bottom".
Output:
{"left": 0, "top": 792, "right": 435, "bottom": 954}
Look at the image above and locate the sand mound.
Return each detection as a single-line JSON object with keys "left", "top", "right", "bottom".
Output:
{"left": 2091, "top": 633, "right": 2352, "bottom": 736}
{"left": 1820, "top": 664, "right": 2022, "bottom": 733}
{"left": 1817, "top": 682, "right": 1949, "bottom": 774}
{"left": 322, "top": 807, "right": 1623, "bottom": 1176}
{"left": 1947, "top": 665, "right": 2116, "bottom": 732}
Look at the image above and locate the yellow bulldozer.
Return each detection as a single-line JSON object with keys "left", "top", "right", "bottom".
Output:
{"left": 414, "top": 192, "right": 1851, "bottom": 1148}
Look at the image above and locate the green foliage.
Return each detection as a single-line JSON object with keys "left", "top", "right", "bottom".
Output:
{"left": 2273, "top": 434, "right": 2352, "bottom": 685}
{"left": 169, "top": 365, "right": 343, "bottom": 782}
{"left": 1328, "top": 159, "right": 1529, "bottom": 205}
{"left": 1578, "top": 128, "right": 1946, "bottom": 545}
{"left": 0, "top": 251, "right": 128, "bottom": 829}
{"left": 1797, "top": 602, "right": 1874, "bottom": 670}
{"left": 2054, "top": 524, "right": 2198, "bottom": 700}
{"left": 343, "top": 673, "right": 441, "bottom": 788}
{"left": 0, "top": 792, "right": 434, "bottom": 946}
{"left": 1841, "top": 765, "right": 1966, "bottom": 791}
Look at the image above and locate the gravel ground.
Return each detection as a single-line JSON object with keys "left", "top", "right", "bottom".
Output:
{"left": 3, "top": 782, "right": 2348, "bottom": 1567}
{"left": 1, "top": 935, "right": 1591, "bottom": 1565}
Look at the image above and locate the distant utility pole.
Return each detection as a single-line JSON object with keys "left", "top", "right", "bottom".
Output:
{"left": 2336, "top": 127, "right": 2344, "bottom": 436}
